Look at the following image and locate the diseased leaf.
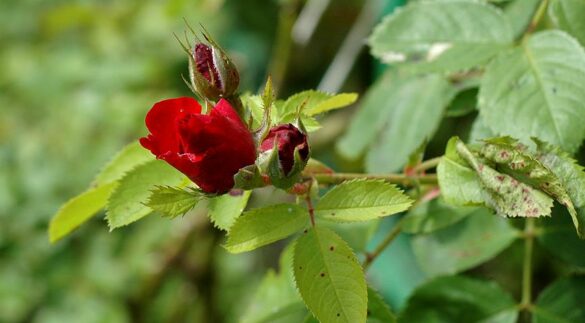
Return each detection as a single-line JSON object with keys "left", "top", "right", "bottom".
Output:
{"left": 480, "top": 137, "right": 575, "bottom": 217}
{"left": 146, "top": 186, "right": 203, "bottom": 218}
{"left": 533, "top": 276, "right": 585, "bottom": 323}
{"left": 549, "top": 0, "right": 585, "bottom": 47}
{"left": 208, "top": 190, "right": 252, "bottom": 231}
{"left": 369, "top": 1, "right": 513, "bottom": 73}
{"left": 49, "top": 182, "right": 117, "bottom": 243}
{"left": 412, "top": 209, "right": 518, "bottom": 277}
{"left": 93, "top": 141, "right": 153, "bottom": 186}
{"left": 399, "top": 276, "right": 518, "bottom": 323}
{"left": 337, "top": 71, "right": 455, "bottom": 172}
{"left": 225, "top": 204, "right": 307, "bottom": 253}
{"left": 106, "top": 160, "right": 187, "bottom": 229}
{"left": 456, "top": 140, "right": 554, "bottom": 218}
{"left": 293, "top": 227, "right": 367, "bottom": 323}
{"left": 367, "top": 286, "right": 396, "bottom": 323}
{"left": 534, "top": 139, "right": 585, "bottom": 237}
{"left": 479, "top": 30, "right": 585, "bottom": 153}
{"left": 314, "top": 179, "right": 413, "bottom": 222}
{"left": 402, "top": 198, "right": 475, "bottom": 234}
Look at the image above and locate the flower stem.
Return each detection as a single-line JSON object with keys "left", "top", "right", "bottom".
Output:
{"left": 520, "top": 218, "right": 535, "bottom": 320}
{"left": 305, "top": 195, "right": 315, "bottom": 227}
{"left": 523, "top": 0, "right": 549, "bottom": 39}
{"left": 412, "top": 156, "right": 442, "bottom": 173}
{"left": 311, "top": 173, "right": 438, "bottom": 186}
{"left": 363, "top": 217, "right": 404, "bottom": 271}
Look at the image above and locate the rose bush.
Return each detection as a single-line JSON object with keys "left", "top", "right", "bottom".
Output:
{"left": 139, "top": 97, "right": 256, "bottom": 193}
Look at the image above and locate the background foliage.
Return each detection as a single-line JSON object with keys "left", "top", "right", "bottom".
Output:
{"left": 3, "top": 0, "right": 585, "bottom": 322}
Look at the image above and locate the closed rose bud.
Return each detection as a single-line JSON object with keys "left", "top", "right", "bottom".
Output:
{"left": 190, "top": 40, "right": 240, "bottom": 101}
{"left": 259, "top": 124, "right": 310, "bottom": 189}
{"left": 140, "top": 97, "right": 256, "bottom": 194}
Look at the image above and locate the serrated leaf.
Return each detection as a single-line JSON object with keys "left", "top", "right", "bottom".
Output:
{"left": 367, "top": 286, "right": 396, "bottom": 323}
{"left": 402, "top": 198, "right": 475, "bottom": 234}
{"left": 456, "top": 139, "right": 554, "bottom": 217}
{"left": 480, "top": 137, "right": 576, "bottom": 216}
{"left": 208, "top": 190, "right": 251, "bottom": 231}
{"left": 479, "top": 30, "right": 585, "bottom": 153}
{"left": 280, "top": 90, "right": 357, "bottom": 118}
{"left": 314, "top": 179, "right": 413, "bottom": 222}
{"left": 534, "top": 139, "right": 585, "bottom": 237}
{"left": 369, "top": 1, "right": 513, "bottom": 73}
{"left": 538, "top": 207, "right": 585, "bottom": 268}
{"left": 106, "top": 160, "right": 187, "bottom": 229}
{"left": 549, "top": 0, "right": 585, "bottom": 47}
{"left": 337, "top": 71, "right": 455, "bottom": 172}
{"left": 412, "top": 208, "right": 518, "bottom": 276}
{"left": 49, "top": 182, "right": 117, "bottom": 243}
{"left": 293, "top": 227, "right": 367, "bottom": 323}
{"left": 533, "top": 276, "right": 585, "bottom": 323}
{"left": 146, "top": 186, "right": 203, "bottom": 218}
{"left": 224, "top": 204, "right": 308, "bottom": 253}
{"left": 93, "top": 141, "right": 153, "bottom": 186}
{"left": 399, "top": 276, "right": 518, "bottom": 323}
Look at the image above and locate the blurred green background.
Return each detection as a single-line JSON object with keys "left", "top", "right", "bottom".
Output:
{"left": 0, "top": 0, "right": 404, "bottom": 321}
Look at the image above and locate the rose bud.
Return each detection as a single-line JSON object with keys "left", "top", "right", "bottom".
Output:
{"left": 190, "top": 39, "right": 240, "bottom": 101}
{"left": 139, "top": 97, "right": 256, "bottom": 194}
{"left": 259, "top": 124, "right": 310, "bottom": 189}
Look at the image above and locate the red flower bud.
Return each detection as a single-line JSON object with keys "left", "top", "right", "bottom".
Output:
{"left": 190, "top": 41, "right": 240, "bottom": 101}
{"left": 260, "top": 124, "right": 309, "bottom": 175}
{"left": 140, "top": 97, "right": 256, "bottom": 194}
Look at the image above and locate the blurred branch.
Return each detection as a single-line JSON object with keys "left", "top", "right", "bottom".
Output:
{"left": 309, "top": 172, "right": 438, "bottom": 186}
{"left": 292, "top": 0, "right": 331, "bottom": 45}
{"left": 318, "top": 0, "right": 383, "bottom": 93}
{"left": 362, "top": 217, "right": 404, "bottom": 270}
{"left": 268, "top": 0, "right": 301, "bottom": 92}
{"left": 519, "top": 218, "right": 536, "bottom": 321}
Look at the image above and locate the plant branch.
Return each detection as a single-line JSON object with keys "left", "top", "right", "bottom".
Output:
{"left": 305, "top": 195, "right": 315, "bottom": 227}
{"left": 363, "top": 217, "right": 405, "bottom": 271}
{"left": 520, "top": 218, "right": 536, "bottom": 320}
{"left": 412, "top": 156, "right": 442, "bottom": 173}
{"left": 310, "top": 173, "right": 438, "bottom": 186}
{"left": 523, "top": 0, "right": 549, "bottom": 39}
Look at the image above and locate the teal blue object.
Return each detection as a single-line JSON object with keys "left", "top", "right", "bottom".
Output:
{"left": 366, "top": 0, "right": 428, "bottom": 312}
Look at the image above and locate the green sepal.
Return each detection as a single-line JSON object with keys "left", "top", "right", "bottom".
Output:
{"left": 267, "top": 143, "right": 309, "bottom": 190}
{"left": 233, "top": 164, "right": 265, "bottom": 190}
{"left": 253, "top": 77, "right": 275, "bottom": 145}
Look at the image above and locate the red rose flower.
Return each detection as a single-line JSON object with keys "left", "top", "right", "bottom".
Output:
{"left": 140, "top": 97, "right": 256, "bottom": 193}
{"left": 260, "top": 124, "right": 309, "bottom": 175}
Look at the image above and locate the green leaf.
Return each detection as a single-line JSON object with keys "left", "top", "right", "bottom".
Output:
{"left": 242, "top": 243, "right": 305, "bottom": 323}
{"left": 314, "top": 179, "right": 413, "bottom": 222}
{"left": 549, "top": 0, "right": 585, "bottom": 47}
{"left": 224, "top": 204, "right": 308, "bottom": 253}
{"left": 369, "top": 1, "right": 512, "bottom": 73}
{"left": 49, "top": 182, "right": 117, "bottom": 243}
{"left": 479, "top": 30, "right": 585, "bottom": 153}
{"left": 412, "top": 208, "right": 518, "bottom": 276}
{"left": 93, "top": 141, "right": 153, "bottom": 186}
{"left": 399, "top": 276, "right": 518, "bottom": 323}
{"left": 146, "top": 186, "right": 203, "bottom": 219}
{"left": 208, "top": 190, "right": 252, "bottom": 231}
{"left": 293, "top": 227, "right": 367, "bottom": 323}
{"left": 445, "top": 88, "right": 478, "bottom": 118}
{"left": 480, "top": 137, "right": 576, "bottom": 217}
{"left": 469, "top": 115, "right": 496, "bottom": 143}
{"left": 280, "top": 90, "right": 357, "bottom": 118}
{"left": 503, "top": 0, "right": 542, "bottom": 39}
{"left": 367, "top": 286, "right": 396, "bottom": 323}
{"left": 538, "top": 207, "right": 585, "bottom": 268}
{"left": 402, "top": 198, "right": 475, "bottom": 234}
{"left": 437, "top": 137, "right": 487, "bottom": 205}
{"left": 233, "top": 164, "right": 265, "bottom": 190}
{"left": 456, "top": 139, "right": 554, "bottom": 218}
{"left": 533, "top": 276, "right": 585, "bottom": 323}
{"left": 106, "top": 160, "right": 186, "bottom": 229}
{"left": 534, "top": 139, "right": 585, "bottom": 237}
{"left": 337, "top": 71, "right": 455, "bottom": 172}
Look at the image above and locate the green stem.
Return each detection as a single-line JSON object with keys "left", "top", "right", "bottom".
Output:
{"left": 413, "top": 156, "right": 442, "bottom": 173}
{"left": 311, "top": 173, "right": 438, "bottom": 186}
{"left": 520, "top": 218, "right": 535, "bottom": 319}
{"left": 523, "top": 0, "right": 549, "bottom": 40}
{"left": 268, "top": 0, "right": 299, "bottom": 92}
{"left": 363, "top": 217, "right": 404, "bottom": 271}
